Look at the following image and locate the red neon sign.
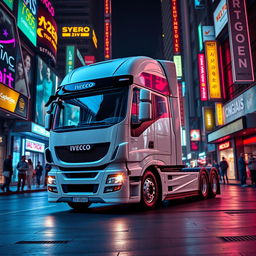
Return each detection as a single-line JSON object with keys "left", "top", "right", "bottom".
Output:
{"left": 178, "top": 83, "right": 185, "bottom": 126}
{"left": 243, "top": 137, "right": 256, "bottom": 145}
{"left": 198, "top": 53, "right": 208, "bottom": 101}
{"left": 171, "top": 0, "right": 181, "bottom": 53}
{"left": 218, "top": 141, "right": 231, "bottom": 151}
{"left": 104, "top": 0, "right": 111, "bottom": 16}
{"left": 104, "top": 21, "right": 111, "bottom": 59}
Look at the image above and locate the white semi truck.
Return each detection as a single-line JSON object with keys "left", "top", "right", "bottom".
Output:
{"left": 45, "top": 56, "right": 220, "bottom": 210}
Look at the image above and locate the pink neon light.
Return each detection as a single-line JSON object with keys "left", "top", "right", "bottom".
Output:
{"left": 198, "top": 53, "right": 208, "bottom": 101}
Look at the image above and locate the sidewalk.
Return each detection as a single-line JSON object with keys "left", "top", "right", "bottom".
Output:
{"left": 220, "top": 179, "right": 256, "bottom": 187}
{"left": 0, "top": 184, "right": 47, "bottom": 196}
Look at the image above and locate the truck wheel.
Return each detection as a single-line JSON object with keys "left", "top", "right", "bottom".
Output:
{"left": 67, "top": 202, "right": 91, "bottom": 211}
{"left": 199, "top": 171, "right": 209, "bottom": 199}
{"left": 141, "top": 170, "right": 160, "bottom": 209}
{"left": 209, "top": 171, "right": 219, "bottom": 198}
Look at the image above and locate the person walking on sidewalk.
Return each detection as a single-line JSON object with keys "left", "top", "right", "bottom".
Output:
{"left": 238, "top": 153, "right": 247, "bottom": 187}
{"left": 248, "top": 154, "right": 256, "bottom": 187}
{"left": 35, "top": 161, "right": 43, "bottom": 188}
{"left": 26, "top": 159, "right": 34, "bottom": 190}
{"left": 1, "top": 155, "right": 13, "bottom": 192}
{"left": 220, "top": 157, "right": 229, "bottom": 184}
{"left": 16, "top": 155, "right": 29, "bottom": 192}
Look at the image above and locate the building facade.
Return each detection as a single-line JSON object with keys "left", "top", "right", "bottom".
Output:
{"left": 161, "top": 0, "right": 256, "bottom": 179}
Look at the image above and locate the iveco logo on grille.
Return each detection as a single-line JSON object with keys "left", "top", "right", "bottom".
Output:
{"left": 69, "top": 144, "right": 91, "bottom": 151}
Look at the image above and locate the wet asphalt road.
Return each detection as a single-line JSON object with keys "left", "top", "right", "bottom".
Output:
{"left": 0, "top": 185, "right": 256, "bottom": 256}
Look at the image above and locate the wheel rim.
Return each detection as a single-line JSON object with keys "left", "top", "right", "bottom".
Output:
{"left": 143, "top": 177, "right": 156, "bottom": 204}
{"left": 201, "top": 175, "right": 208, "bottom": 197}
{"left": 211, "top": 174, "right": 218, "bottom": 194}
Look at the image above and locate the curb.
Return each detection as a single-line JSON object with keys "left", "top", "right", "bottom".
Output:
{"left": 0, "top": 189, "right": 47, "bottom": 196}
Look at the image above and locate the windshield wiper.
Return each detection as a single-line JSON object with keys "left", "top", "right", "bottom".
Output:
{"left": 55, "top": 125, "right": 78, "bottom": 130}
{"left": 87, "top": 121, "right": 111, "bottom": 125}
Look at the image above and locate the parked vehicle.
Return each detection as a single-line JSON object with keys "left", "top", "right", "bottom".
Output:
{"left": 45, "top": 56, "right": 220, "bottom": 210}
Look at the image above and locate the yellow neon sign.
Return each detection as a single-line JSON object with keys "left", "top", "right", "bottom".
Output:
{"left": 205, "top": 41, "right": 222, "bottom": 100}
{"left": 0, "top": 83, "right": 20, "bottom": 113}
{"left": 215, "top": 102, "right": 224, "bottom": 126}
{"left": 62, "top": 27, "right": 91, "bottom": 37}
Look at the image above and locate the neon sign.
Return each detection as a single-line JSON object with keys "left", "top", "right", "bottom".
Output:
{"left": 171, "top": 0, "right": 181, "bottom": 53}
{"left": 198, "top": 53, "right": 208, "bottom": 101}
{"left": 218, "top": 141, "right": 230, "bottom": 151}
{"left": 104, "top": 0, "right": 112, "bottom": 60}
{"left": 37, "top": 1, "right": 58, "bottom": 64}
{"left": 62, "top": 26, "right": 91, "bottom": 38}
{"left": 17, "top": 0, "right": 38, "bottom": 46}
{"left": 205, "top": 41, "right": 222, "bottom": 100}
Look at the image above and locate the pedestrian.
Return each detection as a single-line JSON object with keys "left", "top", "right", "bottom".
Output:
{"left": 44, "top": 163, "right": 52, "bottom": 187}
{"left": 1, "top": 155, "right": 13, "bottom": 192}
{"left": 16, "top": 155, "right": 29, "bottom": 192}
{"left": 248, "top": 154, "right": 256, "bottom": 187}
{"left": 213, "top": 160, "right": 221, "bottom": 180}
{"left": 238, "top": 153, "right": 247, "bottom": 187}
{"left": 26, "top": 159, "right": 34, "bottom": 190}
{"left": 35, "top": 161, "right": 43, "bottom": 188}
{"left": 219, "top": 157, "right": 229, "bottom": 184}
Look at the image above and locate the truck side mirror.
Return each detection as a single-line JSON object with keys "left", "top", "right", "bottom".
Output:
{"left": 139, "top": 102, "right": 152, "bottom": 121}
{"left": 139, "top": 89, "right": 152, "bottom": 121}
{"left": 45, "top": 113, "right": 53, "bottom": 131}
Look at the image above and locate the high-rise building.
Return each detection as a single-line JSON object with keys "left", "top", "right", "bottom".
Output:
{"left": 161, "top": 0, "right": 256, "bottom": 180}
{"left": 53, "top": 0, "right": 104, "bottom": 79}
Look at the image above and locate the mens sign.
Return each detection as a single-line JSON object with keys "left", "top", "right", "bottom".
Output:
{"left": 227, "top": 0, "right": 254, "bottom": 83}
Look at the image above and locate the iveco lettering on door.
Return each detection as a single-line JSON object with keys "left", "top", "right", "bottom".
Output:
{"left": 69, "top": 144, "right": 91, "bottom": 151}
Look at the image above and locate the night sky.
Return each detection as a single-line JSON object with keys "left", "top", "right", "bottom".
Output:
{"left": 112, "top": 0, "right": 163, "bottom": 59}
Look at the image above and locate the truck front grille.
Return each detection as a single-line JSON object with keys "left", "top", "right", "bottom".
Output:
{"left": 61, "top": 184, "right": 99, "bottom": 193}
{"left": 55, "top": 143, "right": 110, "bottom": 163}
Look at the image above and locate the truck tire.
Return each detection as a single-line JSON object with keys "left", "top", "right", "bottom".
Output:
{"left": 199, "top": 170, "right": 209, "bottom": 200}
{"left": 67, "top": 202, "right": 91, "bottom": 211}
{"left": 209, "top": 170, "right": 219, "bottom": 198}
{"left": 141, "top": 170, "right": 160, "bottom": 209}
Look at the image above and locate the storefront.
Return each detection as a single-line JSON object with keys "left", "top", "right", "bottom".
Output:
{"left": 11, "top": 122, "right": 49, "bottom": 181}
{"left": 208, "top": 86, "right": 256, "bottom": 180}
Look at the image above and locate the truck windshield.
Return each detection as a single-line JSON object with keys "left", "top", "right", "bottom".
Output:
{"left": 54, "top": 87, "right": 128, "bottom": 130}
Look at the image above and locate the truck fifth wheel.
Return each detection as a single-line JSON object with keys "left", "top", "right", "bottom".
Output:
{"left": 45, "top": 56, "right": 220, "bottom": 210}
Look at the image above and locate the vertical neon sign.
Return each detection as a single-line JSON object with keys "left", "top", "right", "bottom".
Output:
{"left": 171, "top": 0, "right": 181, "bottom": 54}
{"left": 197, "top": 53, "right": 208, "bottom": 101}
{"left": 104, "top": 0, "right": 112, "bottom": 60}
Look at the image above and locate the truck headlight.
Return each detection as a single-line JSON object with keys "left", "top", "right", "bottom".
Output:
{"left": 47, "top": 176, "right": 56, "bottom": 185}
{"left": 106, "top": 174, "right": 124, "bottom": 184}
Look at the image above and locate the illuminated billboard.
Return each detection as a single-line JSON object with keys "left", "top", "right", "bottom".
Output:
{"left": 227, "top": 0, "right": 254, "bottom": 83}
{"left": 84, "top": 56, "right": 96, "bottom": 65}
{"left": 205, "top": 41, "right": 222, "bottom": 100}
{"left": 17, "top": 0, "right": 38, "bottom": 46}
{"left": 61, "top": 26, "right": 91, "bottom": 38}
{"left": 197, "top": 53, "right": 208, "bottom": 101}
{"left": 0, "top": 82, "right": 28, "bottom": 118}
{"left": 173, "top": 55, "right": 182, "bottom": 78}
{"left": 215, "top": 102, "right": 224, "bottom": 126}
{"left": 35, "top": 57, "right": 58, "bottom": 126}
{"left": 203, "top": 107, "right": 215, "bottom": 132}
{"left": 37, "top": 0, "right": 58, "bottom": 65}
{"left": 213, "top": 0, "right": 228, "bottom": 37}
{"left": 3, "top": 0, "right": 13, "bottom": 10}
{"left": 0, "top": 3, "right": 29, "bottom": 102}
{"left": 66, "top": 45, "right": 75, "bottom": 74}
{"left": 190, "top": 129, "right": 201, "bottom": 141}
{"left": 171, "top": 0, "right": 181, "bottom": 53}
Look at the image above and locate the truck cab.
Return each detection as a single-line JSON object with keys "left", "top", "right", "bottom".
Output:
{"left": 45, "top": 56, "right": 220, "bottom": 210}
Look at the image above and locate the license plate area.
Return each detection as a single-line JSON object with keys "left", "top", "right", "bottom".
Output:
{"left": 72, "top": 197, "right": 89, "bottom": 203}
